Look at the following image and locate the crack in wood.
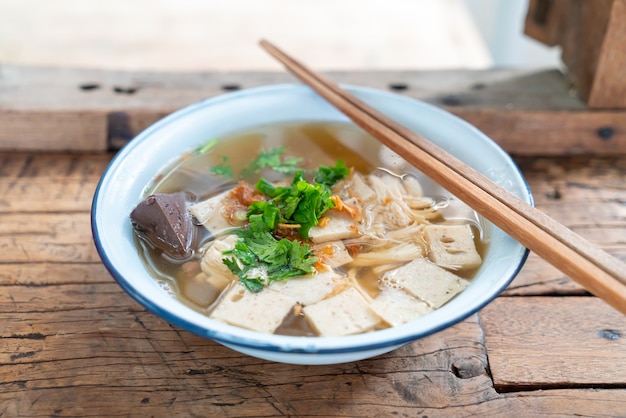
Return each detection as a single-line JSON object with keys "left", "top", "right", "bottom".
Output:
{"left": 2, "top": 332, "right": 46, "bottom": 340}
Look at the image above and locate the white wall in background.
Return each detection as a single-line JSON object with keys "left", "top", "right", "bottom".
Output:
{"left": 0, "top": 0, "right": 492, "bottom": 71}
{"left": 464, "top": 0, "right": 562, "bottom": 68}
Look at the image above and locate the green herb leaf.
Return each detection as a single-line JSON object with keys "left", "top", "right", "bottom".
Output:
{"left": 222, "top": 213, "right": 318, "bottom": 292}
{"left": 239, "top": 276, "right": 266, "bottom": 293}
{"left": 210, "top": 156, "right": 234, "bottom": 179}
{"left": 195, "top": 138, "right": 219, "bottom": 155}
{"left": 241, "top": 147, "right": 303, "bottom": 178}
{"left": 313, "top": 159, "right": 350, "bottom": 187}
{"left": 221, "top": 158, "right": 350, "bottom": 292}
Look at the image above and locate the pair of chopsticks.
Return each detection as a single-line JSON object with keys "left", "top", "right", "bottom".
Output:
{"left": 259, "top": 39, "right": 626, "bottom": 316}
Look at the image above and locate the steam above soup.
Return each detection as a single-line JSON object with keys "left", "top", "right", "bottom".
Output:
{"left": 130, "top": 122, "right": 488, "bottom": 337}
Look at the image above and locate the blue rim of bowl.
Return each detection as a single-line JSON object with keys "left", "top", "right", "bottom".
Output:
{"left": 91, "top": 83, "right": 532, "bottom": 355}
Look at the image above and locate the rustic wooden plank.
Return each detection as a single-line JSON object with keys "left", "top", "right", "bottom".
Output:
{"left": 0, "top": 263, "right": 110, "bottom": 286}
{"left": 524, "top": 0, "right": 568, "bottom": 46}
{"left": 3, "top": 65, "right": 626, "bottom": 153}
{"left": 503, "top": 155, "right": 626, "bottom": 295}
{"left": 588, "top": 0, "right": 626, "bottom": 108}
{"left": 0, "top": 301, "right": 497, "bottom": 416}
{"left": 0, "top": 213, "right": 99, "bottom": 263}
{"left": 481, "top": 297, "right": 626, "bottom": 389}
{"left": 1, "top": 295, "right": 625, "bottom": 416}
{"left": 2, "top": 152, "right": 626, "bottom": 415}
{"left": 0, "top": 110, "right": 107, "bottom": 151}
{"left": 526, "top": 0, "right": 626, "bottom": 108}
{"left": 460, "top": 108, "right": 626, "bottom": 155}
{"left": 0, "top": 153, "right": 111, "bottom": 213}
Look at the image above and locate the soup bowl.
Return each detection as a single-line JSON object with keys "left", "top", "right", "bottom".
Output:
{"left": 91, "top": 83, "right": 531, "bottom": 365}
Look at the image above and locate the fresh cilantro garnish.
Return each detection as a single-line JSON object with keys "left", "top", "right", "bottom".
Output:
{"left": 210, "top": 156, "right": 234, "bottom": 179}
{"left": 222, "top": 214, "right": 317, "bottom": 292}
{"left": 195, "top": 138, "right": 218, "bottom": 155}
{"left": 249, "top": 171, "right": 334, "bottom": 239}
{"left": 241, "top": 147, "right": 303, "bottom": 178}
{"left": 314, "top": 160, "right": 350, "bottom": 187}
{"left": 221, "top": 158, "right": 350, "bottom": 293}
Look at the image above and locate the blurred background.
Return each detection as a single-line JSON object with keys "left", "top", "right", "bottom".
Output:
{"left": 0, "top": 0, "right": 561, "bottom": 71}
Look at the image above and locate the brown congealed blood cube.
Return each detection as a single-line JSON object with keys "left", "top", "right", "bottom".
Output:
{"left": 130, "top": 192, "right": 191, "bottom": 259}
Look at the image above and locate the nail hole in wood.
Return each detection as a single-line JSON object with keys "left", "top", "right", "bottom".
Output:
{"left": 79, "top": 83, "right": 100, "bottom": 91}
{"left": 597, "top": 126, "right": 614, "bottom": 140}
{"left": 221, "top": 84, "right": 241, "bottom": 91}
{"left": 545, "top": 187, "right": 562, "bottom": 200}
{"left": 113, "top": 86, "right": 138, "bottom": 95}
{"left": 388, "top": 82, "right": 408, "bottom": 91}
{"left": 441, "top": 95, "right": 463, "bottom": 106}
{"left": 598, "top": 329, "right": 621, "bottom": 341}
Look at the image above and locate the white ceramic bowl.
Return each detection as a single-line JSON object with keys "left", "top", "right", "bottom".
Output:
{"left": 91, "top": 84, "right": 531, "bottom": 365}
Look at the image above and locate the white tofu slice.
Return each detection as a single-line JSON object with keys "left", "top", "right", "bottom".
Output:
{"left": 210, "top": 283, "right": 297, "bottom": 334}
{"left": 349, "top": 172, "right": 377, "bottom": 202}
{"left": 313, "top": 240, "right": 353, "bottom": 268}
{"left": 382, "top": 258, "right": 470, "bottom": 309}
{"left": 303, "top": 287, "right": 381, "bottom": 336}
{"left": 189, "top": 190, "right": 233, "bottom": 236}
{"left": 424, "top": 224, "right": 482, "bottom": 270}
{"left": 309, "top": 212, "right": 361, "bottom": 244}
{"left": 370, "top": 288, "right": 432, "bottom": 327}
{"left": 269, "top": 271, "right": 343, "bottom": 305}
{"left": 200, "top": 234, "right": 238, "bottom": 279}
{"left": 180, "top": 272, "right": 229, "bottom": 308}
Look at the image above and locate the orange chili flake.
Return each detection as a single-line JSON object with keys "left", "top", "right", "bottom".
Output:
{"left": 345, "top": 244, "right": 361, "bottom": 257}
{"left": 331, "top": 195, "right": 362, "bottom": 221}
{"left": 229, "top": 182, "right": 265, "bottom": 206}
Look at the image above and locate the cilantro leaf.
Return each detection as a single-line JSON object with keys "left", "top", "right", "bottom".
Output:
{"left": 195, "top": 138, "right": 218, "bottom": 155}
{"left": 221, "top": 158, "right": 350, "bottom": 292}
{"left": 221, "top": 213, "right": 318, "bottom": 292}
{"left": 239, "top": 276, "right": 265, "bottom": 293}
{"left": 210, "top": 156, "right": 234, "bottom": 179}
{"left": 241, "top": 147, "right": 303, "bottom": 178}
{"left": 313, "top": 159, "right": 350, "bottom": 187}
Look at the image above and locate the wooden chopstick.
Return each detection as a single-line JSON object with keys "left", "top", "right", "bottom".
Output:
{"left": 259, "top": 39, "right": 626, "bottom": 315}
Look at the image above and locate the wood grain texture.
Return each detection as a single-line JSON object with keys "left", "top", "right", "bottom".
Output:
{"left": 3, "top": 65, "right": 626, "bottom": 153}
{"left": 1, "top": 148, "right": 626, "bottom": 415}
{"left": 525, "top": 0, "right": 626, "bottom": 108}
{"left": 481, "top": 297, "right": 626, "bottom": 389}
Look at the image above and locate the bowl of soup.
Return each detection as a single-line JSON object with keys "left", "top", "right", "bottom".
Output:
{"left": 91, "top": 83, "right": 531, "bottom": 364}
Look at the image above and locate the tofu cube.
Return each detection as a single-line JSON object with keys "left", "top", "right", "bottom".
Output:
{"left": 303, "top": 288, "right": 381, "bottom": 336}
{"left": 210, "top": 283, "right": 296, "bottom": 334}
{"left": 382, "top": 258, "right": 470, "bottom": 309}
{"left": 425, "top": 224, "right": 482, "bottom": 270}
{"left": 269, "top": 271, "right": 343, "bottom": 305}
{"left": 313, "top": 240, "right": 353, "bottom": 268}
{"left": 370, "top": 288, "right": 432, "bottom": 327}
{"left": 189, "top": 190, "right": 233, "bottom": 236}
{"left": 309, "top": 212, "right": 361, "bottom": 244}
{"left": 200, "top": 234, "right": 238, "bottom": 279}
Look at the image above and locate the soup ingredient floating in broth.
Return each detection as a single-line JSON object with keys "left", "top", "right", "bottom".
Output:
{"left": 202, "top": 160, "right": 350, "bottom": 292}
{"left": 130, "top": 140, "right": 486, "bottom": 337}
{"left": 130, "top": 192, "right": 192, "bottom": 259}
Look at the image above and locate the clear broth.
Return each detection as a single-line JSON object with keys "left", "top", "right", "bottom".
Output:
{"left": 135, "top": 121, "right": 489, "bottom": 336}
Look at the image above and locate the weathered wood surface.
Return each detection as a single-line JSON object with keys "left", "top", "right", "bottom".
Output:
{"left": 2, "top": 65, "right": 626, "bottom": 154}
{"left": 1, "top": 152, "right": 625, "bottom": 416}
{"left": 525, "top": 0, "right": 626, "bottom": 108}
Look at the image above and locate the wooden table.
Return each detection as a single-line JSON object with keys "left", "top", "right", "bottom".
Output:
{"left": 2, "top": 68, "right": 626, "bottom": 416}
